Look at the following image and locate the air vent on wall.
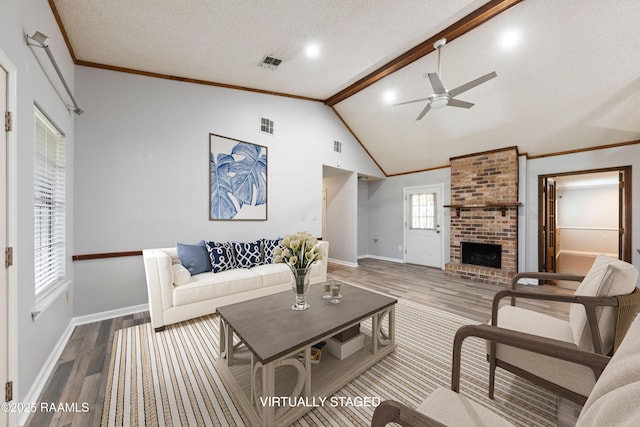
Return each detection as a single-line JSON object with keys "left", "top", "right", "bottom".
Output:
{"left": 333, "top": 140, "right": 342, "bottom": 153}
{"left": 258, "top": 55, "right": 283, "bottom": 70}
{"left": 260, "top": 117, "right": 274, "bottom": 135}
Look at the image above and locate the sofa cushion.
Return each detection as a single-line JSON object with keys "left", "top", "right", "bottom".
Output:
{"left": 493, "top": 305, "right": 597, "bottom": 397}
{"left": 417, "top": 387, "right": 515, "bottom": 427}
{"left": 176, "top": 241, "right": 212, "bottom": 275}
{"left": 171, "top": 263, "right": 191, "bottom": 286}
{"left": 262, "top": 238, "right": 282, "bottom": 264}
{"left": 205, "top": 241, "right": 238, "bottom": 273}
{"left": 173, "top": 269, "right": 262, "bottom": 306}
{"left": 232, "top": 241, "right": 263, "bottom": 268}
{"left": 569, "top": 255, "right": 638, "bottom": 353}
{"left": 250, "top": 263, "right": 292, "bottom": 288}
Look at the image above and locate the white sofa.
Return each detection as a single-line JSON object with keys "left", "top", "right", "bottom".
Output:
{"left": 143, "top": 241, "right": 329, "bottom": 331}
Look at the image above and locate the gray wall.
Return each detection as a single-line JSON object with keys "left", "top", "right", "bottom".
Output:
{"left": 363, "top": 167, "right": 451, "bottom": 262}
{"left": 73, "top": 66, "right": 384, "bottom": 316}
{"left": 0, "top": 0, "right": 76, "bottom": 403}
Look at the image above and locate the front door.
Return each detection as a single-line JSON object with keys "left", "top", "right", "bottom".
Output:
{"left": 404, "top": 185, "right": 442, "bottom": 268}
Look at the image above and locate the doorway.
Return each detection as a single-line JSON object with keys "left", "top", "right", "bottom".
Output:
{"left": 404, "top": 184, "right": 444, "bottom": 268}
{"left": 539, "top": 167, "right": 631, "bottom": 287}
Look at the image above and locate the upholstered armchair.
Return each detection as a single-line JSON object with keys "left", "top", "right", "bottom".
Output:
{"left": 487, "top": 254, "right": 640, "bottom": 405}
{"left": 371, "top": 314, "right": 640, "bottom": 427}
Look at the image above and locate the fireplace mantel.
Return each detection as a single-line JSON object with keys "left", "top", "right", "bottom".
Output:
{"left": 444, "top": 202, "right": 521, "bottom": 217}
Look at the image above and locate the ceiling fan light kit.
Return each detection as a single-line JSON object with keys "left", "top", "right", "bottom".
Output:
{"left": 429, "top": 94, "right": 449, "bottom": 109}
{"left": 392, "top": 38, "right": 497, "bottom": 120}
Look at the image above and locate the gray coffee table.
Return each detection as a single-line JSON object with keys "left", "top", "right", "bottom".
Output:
{"left": 216, "top": 283, "right": 397, "bottom": 426}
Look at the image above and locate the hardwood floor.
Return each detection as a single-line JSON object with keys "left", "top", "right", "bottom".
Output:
{"left": 24, "top": 259, "right": 578, "bottom": 426}
{"left": 328, "top": 258, "right": 573, "bottom": 323}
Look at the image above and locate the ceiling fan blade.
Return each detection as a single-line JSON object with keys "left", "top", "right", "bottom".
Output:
{"left": 447, "top": 98, "right": 474, "bottom": 108}
{"left": 416, "top": 103, "right": 431, "bottom": 120}
{"left": 391, "top": 97, "right": 430, "bottom": 107}
{"left": 448, "top": 71, "right": 497, "bottom": 98}
{"left": 427, "top": 73, "right": 446, "bottom": 94}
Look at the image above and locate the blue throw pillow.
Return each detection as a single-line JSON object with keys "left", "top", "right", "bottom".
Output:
{"left": 232, "top": 241, "right": 263, "bottom": 268}
{"left": 205, "top": 241, "right": 238, "bottom": 273}
{"left": 262, "top": 238, "right": 282, "bottom": 264}
{"left": 176, "top": 241, "right": 212, "bottom": 275}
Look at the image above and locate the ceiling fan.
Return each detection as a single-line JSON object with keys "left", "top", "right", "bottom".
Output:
{"left": 393, "top": 38, "right": 497, "bottom": 120}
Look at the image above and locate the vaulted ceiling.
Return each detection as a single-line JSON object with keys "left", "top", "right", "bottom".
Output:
{"left": 51, "top": 0, "right": 640, "bottom": 176}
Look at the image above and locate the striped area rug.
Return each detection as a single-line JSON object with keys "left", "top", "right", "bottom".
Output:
{"left": 101, "top": 299, "right": 558, "bottom": 426}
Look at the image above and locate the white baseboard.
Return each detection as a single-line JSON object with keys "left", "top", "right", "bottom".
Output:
{"left": 73, "top": 303, "right": 149, "bottom": 326}
{"left": 18, "top": 303, "right": 149, "bottom": 426}
{"left": 328, "top": 258, "right": 359, "bottom": 268}
{"left": 358, "top": 254, "right": 405, "bottom": 264}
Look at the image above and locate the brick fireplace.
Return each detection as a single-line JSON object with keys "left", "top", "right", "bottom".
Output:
{"left": 444, "top": 147, "right": 520, "bottom": 286}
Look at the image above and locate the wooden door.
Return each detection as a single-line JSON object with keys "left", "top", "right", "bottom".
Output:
{"left": 540, "top": 177, "right": 556, "bottom": 272}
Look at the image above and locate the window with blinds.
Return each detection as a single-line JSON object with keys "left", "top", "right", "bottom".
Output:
{"left": 34, "top": 108, "right": 66, "bottom": 295}
{"left": 410, "top": 193, "right": 436, "bottom": 230}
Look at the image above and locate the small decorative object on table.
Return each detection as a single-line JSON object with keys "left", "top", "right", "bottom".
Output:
{"left": 323, "top": 280, "right": 335, "bottom": 299}
{"left": 274, "top": 231, "right": 323, "bottom": 310}
{"left": 330, "top": 281, "right": 342, "bottom": 304}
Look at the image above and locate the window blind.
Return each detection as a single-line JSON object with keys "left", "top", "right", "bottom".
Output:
{"left": 34, "top": 109, "right": 66, "bottom": 294}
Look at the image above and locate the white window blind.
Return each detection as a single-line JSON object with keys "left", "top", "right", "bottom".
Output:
{"left": 34, "top": 109, "right": 66, "bottom": 295}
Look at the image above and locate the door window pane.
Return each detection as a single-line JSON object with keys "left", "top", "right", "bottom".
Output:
{"left": 410, "top": 193, "right": 435, "bottom": 229}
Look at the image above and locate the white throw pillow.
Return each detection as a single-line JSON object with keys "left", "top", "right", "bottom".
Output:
{"left": 171, "top": 263, "right": 191, "bottom": 286}
{"left": 569, "top": 254, "right": 638, "bottom": 353}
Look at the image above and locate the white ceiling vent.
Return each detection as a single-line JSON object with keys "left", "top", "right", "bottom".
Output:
{"left": 333, "top": 140, "right": 342, "bottom": 153}
{"left": 258, "top": 55, "right": 283, "bottom": 70}
{"left": 260, "top": 117, "right": 274, "bottom": 135}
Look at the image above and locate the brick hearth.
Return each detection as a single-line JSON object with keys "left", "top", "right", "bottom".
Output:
{"left": 445, "top": 147, "right": 519, "bottom": 286}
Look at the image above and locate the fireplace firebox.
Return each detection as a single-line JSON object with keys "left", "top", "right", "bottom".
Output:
{"left": 461, "top": 242, "right": 502, "bottom": 269}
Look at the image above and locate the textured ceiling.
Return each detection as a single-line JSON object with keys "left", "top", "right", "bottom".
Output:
{"left": 52, "top": 0, "right": 640, "bottom": 175}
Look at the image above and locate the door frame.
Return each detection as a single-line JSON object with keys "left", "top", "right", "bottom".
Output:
{"left": 0, "top": 47, "right": 17, "bottom": 425}
{"left": 403, "top": 183, "right": 445, "bottom": 269}
{"left": 538, "top": 166, "right": 632, "bottom": 272}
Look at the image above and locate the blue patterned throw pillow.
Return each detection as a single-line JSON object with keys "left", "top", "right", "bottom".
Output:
{"left": 205, "top": 241, "right": 238, "bottom": 273}
{"left": 232, "top": 241, "right": 263, "bottom": 268}
{"left": 262, "top": 238, "right": 282, "bottom": 264}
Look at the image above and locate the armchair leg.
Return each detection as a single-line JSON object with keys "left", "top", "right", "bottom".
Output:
{"left": 154, "top": 326, "right": 166, "bottom": 333}
{"left": 488, "top": 341, "right": 497, "bottom": 399}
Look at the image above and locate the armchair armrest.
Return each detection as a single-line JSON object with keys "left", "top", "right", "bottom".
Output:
{"left": 511, "top": 272, "right": 584, "bottom": 290}
{"left": 491, "top": 289, "right": 619, "bottom": 354}
{"left": 371, "top": 400, "right": 446, "bottom": 427}
{"left": 451, "top": 324, "right": 611, "bottom": 393}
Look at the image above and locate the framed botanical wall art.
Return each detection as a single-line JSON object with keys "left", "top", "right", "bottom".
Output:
{"left": 209, "top": 133, "right": 267, "bottom": 220}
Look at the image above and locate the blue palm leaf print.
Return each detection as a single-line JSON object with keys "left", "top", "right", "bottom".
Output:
{"left": 230, "top": 142, "right": 267, "bottom": 206}
{"left": 210, "top": 152, "right": 238, "bottom": 219}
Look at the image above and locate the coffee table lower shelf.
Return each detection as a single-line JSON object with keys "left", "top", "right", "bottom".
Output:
{"left": 215, "top": 324, "right": 396, "bottom": 426}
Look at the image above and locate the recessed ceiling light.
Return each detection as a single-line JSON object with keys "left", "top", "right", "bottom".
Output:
{"left": 305, "top": 43, "right": 320, "bottom": 58}
{"left": 500, "top": 29, "right": 520, "bottom": 49}
{"left": 383, "top": 90, "right": 396, "bottom": 104}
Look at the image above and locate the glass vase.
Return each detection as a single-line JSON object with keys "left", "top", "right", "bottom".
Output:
{"left": 291, "top": 267, "right": 310, "bottom": 311}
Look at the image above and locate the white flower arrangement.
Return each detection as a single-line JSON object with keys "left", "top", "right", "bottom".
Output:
{"left": 273, "top": 231, "right": 322, "bottom": 273}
